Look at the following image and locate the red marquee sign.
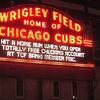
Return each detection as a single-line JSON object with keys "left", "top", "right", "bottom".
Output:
{"left": 0, "top": 4, "right": 94, "bottom": 67}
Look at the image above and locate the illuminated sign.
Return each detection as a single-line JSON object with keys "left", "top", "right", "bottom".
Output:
{"left": 0, "top": 4, "right": 94, "bottom": 67}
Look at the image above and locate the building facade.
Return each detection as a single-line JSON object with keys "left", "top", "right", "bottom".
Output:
{"left": 0, "top": 0, "right": 100, "bottom": 100}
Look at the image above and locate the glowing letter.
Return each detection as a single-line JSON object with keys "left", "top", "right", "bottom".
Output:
{"left": 75, "top": 23, "right": 81, "bottom": 32}
{"left": 24, "top": 20, "right": 29, "bottom": 25}
{"left": 55, "top": 33, "right": 61, "bottom": 43}
{"left": 10, "top": 11, "right": 17, "bottom": 21}
{"left": 35, "top": 31, "right": 42, "bottom": 40}
{"left": 69, "top": 19, "right": 74, "bottom": 30}
{"left": 53, "top": 11, "right": 58, "bottom": 21}
{"left": 7, "top": 27, "right": 14, "bottom": 37}
{"left": 62, "top": 34, "right": 68, "bottom": 43}
{"left": 69, "top": 35, "right": 75, "bottom": 44}
{"left": 0, "top": 12, "right": 8, "bottom": 22}
{"left": 22, "top": 8, "right": 28, "bottom": 17}
{"left": 43, "top": 32, "right": 50, "bottom": 41}
{"left": 28, "top": 30, "right": 34, "bottom": 39}
{"left": 42, "top": 9, "right": 48, "bottom": 18}
{"left": 76, "top": 36, "right": 82, "bottom": 45}
{"left": 35, "top": 8, "right": 41, "bottom": 17}
{"left": 0, "top": 26, "right": 6, "bottom": 36}
{"left": 20, "top": 29, "right": 26, "bottom": 39}
{"left": 63, "top": 16, "right": 68, "bottom": 27}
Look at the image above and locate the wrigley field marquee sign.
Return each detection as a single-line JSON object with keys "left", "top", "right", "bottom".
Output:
{"left": 0, "top": 4, "right": 94, "bottom": 67}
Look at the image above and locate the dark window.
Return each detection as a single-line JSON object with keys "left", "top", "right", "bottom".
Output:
{"left": 53, "top": 81, "right": 60, "bottom": 97}
{"left": 16, "top": 80, "right": 24, "bottom": 97}
{"left": 72, "top": 81, "right": 78, "bottom": 99}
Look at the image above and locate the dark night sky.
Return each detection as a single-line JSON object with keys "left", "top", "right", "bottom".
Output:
{"left": 0, "top": 0, "right": 100, "bottom": 9}
{"left": 61, "top": 0, "right": 100, "bottom": 10}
